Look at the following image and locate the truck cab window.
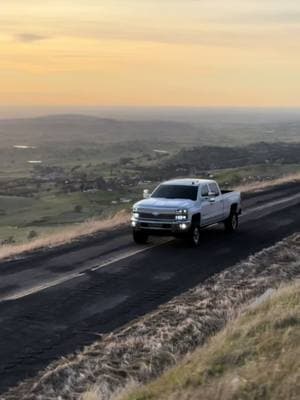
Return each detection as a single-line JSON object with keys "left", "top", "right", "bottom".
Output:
{"left": 209, "top": 183, "right": 220, "bottom": 196}
{"left": 152, "top": 185, "right": 199, "bottom": 201}
{"left": 201, "top": 185, "right": 209, "bottom": 197}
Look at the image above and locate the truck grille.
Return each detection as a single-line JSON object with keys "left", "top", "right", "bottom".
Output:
{"left": 141, "top": 223, "right": 172, "bottom": 229}
{"left": 139, "top": 212, "right": 175, "bottom": 221}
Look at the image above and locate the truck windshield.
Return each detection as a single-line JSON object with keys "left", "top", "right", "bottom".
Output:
{"left": 152, "top": 185, "right": 198, "bottom": 200}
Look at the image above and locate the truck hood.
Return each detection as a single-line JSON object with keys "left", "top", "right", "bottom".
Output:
{"left": 134, "top": 197, "right": 195, "bottom": 210}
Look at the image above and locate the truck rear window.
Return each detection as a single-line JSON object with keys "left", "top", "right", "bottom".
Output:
{"left": 152, "top": 185, "right": 198, "bottom": 200}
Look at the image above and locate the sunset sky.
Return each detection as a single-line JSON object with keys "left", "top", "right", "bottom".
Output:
{"left": 1, "top": 0, "right": 300, "bottom": 107}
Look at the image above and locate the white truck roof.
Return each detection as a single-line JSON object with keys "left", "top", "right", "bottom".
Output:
{"left": 162, "top": 178, "right": 215, "bottom": 186}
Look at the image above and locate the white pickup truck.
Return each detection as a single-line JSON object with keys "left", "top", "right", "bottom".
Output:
{"left": 131, "top": 179, "right": 241, "bottom": 246}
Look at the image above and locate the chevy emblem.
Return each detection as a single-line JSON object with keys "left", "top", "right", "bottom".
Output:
{"left": 153, "top": 212, "right": 159, "bottom": 216}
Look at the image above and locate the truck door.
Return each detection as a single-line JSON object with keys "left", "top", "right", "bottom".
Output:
{"left": 208, "top": 182, "right": 224, "bottom": 222}
{"left": 200, "top": 184, "right": 215, "bottom": 226}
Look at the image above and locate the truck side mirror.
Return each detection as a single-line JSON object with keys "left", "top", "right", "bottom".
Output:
{"left": 143, "top": 189, "right": 150, "bottom": 199}
{"left": 208, "top": 191, "right": 216, "bottom": 203}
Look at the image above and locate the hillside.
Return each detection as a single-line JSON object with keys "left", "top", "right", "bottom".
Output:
{"left": 1, "top": 112, "right": 300, "bottom": 151}
{"left": 118, "top": 282, "right": 300, "bottom": 400}
{"left": 0, "top": 140, "right": 299, "bottom": 246}
{"left": 0, "top": 115, "right": 200, "bottom": 148}
{"left": 3, "top": 233, "right": 299, "bottom": 400}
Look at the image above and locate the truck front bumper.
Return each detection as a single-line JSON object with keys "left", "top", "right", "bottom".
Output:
{"left": 131, "top": 219, "right": 192, "bottom": 235}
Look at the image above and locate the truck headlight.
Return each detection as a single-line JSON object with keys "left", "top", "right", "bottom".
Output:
{"left": 132, "top": 212, "right": 139, "bottom": 219}
{"left": 175, "top": 209, "right": 188, "bottom": 220}
{"left": 176, "top": 209, "right": 188, "bottom": 214}
{"left": 175, "top": 215, "right": 187, "bottom": 220}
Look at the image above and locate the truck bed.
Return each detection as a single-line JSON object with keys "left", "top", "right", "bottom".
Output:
{"left": 220, "top": 189, "right": 234, "bottom": 195}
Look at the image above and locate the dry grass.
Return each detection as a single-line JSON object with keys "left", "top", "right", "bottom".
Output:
{"left": 235, "top": 172, "right": 300, "bottom": 193}
{"left": 2, "top": 233, "right": 299, "bottom": 400}
{"left": 0, "top": 210, "right": 129, "bottom": 261}
{"left": 119, "top": 282, "right": 300, "bottom": 400}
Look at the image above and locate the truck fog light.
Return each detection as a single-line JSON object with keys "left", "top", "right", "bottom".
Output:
{"left": 179, "top": 223, "right": 188, "bottom": 230}
{"left": 132, "top": 221, "right": 137, "bottom": 227}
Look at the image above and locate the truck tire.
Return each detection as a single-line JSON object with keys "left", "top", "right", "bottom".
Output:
{"left": 190, "top": 225, "right": 201, "bottom": 246}
{"left": 133, "top": 230, "right": 148, "bottom": 244}
{"left": 224, "top": 212, "right": 239, "bottom": 233}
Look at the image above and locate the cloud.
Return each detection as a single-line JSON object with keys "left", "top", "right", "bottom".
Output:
{"left": 15, "top": 33, "right": 50, "bottom": 42}
{"left": 226, "top": 11, "right": 300, "bottom": 25}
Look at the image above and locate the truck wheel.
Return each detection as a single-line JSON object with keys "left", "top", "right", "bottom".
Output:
{"left": 224, "top": 213, "right": 239, "bottom": 233}
{"left": 190, "top": 225, "right": 201, "bottom": 246}
{"left": 133, "top": 230, "right": 148, "bottom": 244}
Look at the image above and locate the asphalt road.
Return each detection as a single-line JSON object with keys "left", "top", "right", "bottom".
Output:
{"left": 0, "top": 182, "right": 299, "bottom": 394}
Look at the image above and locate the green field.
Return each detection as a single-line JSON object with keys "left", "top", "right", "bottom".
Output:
{"left": 0, "top": 191, "right": 130, "bottom": 244}
{"left": 213, "top": 163, "right": 300, "bottom": 186}
{"left": 0, "top": 115, "right": 299, "bottom": 245}
{"left": 1, "top": 160, "right": 299, "bottom": 245}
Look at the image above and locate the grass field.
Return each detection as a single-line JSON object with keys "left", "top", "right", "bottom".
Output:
{"left": 117, "top": 282, "right": 300, "bottom": 400}
{"left": 212, "top": 163, "right": 300, "bottom": 187}
{"left": 0, "top": 133, "right": 299, "bottom": 247}
{"left": 0, "top": 190, "right": 130, "bottom": 244}
{"left": 1, "top": 162, "right": 300, "bottom": 246}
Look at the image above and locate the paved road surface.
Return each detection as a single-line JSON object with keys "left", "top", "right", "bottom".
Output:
{"left": 0, "top": 182, "right": 299, "bottom": 394}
